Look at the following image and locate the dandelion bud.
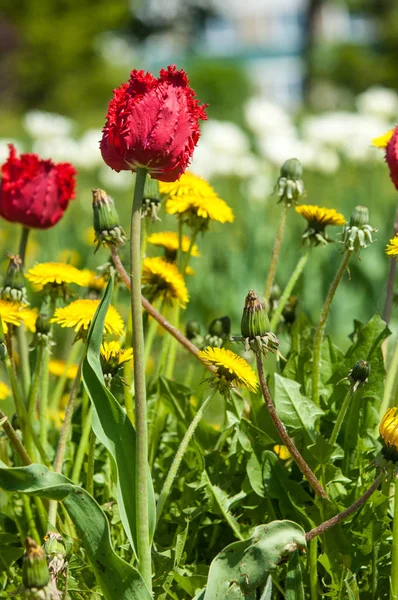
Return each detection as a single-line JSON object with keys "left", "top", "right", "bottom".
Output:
{"left": 142, "top": 177, "right": 161, "bottom": 221}
{"left": 186, "top": 320, "right": 201, "bottom": 340}
{"left": 340, "top": 205, "right": 377, "bottom": 254}
{"left": 92, "top": 189, "right": 126, "bottom": 252}
{"left": 0, "top": 254, "right": 27, "bottom": 304}
{"left": 241, "top": 290, "right": 269, "bottom": 339}
{"left": 350, "top": 205, "right": 369, "bottom": 228}
{"left": 22, "top": 537, "right": 49, "bottom": 589}
{"left": 274, "top": 158, "right": 305, "bottom": 206}
{"left": 348, "top": 360, "right": 370, "bottom": 391}
{"left": 43, "top": 532, "right": 67, "bottom": 578}
{"left": 204, "top": 316, "right": 230, "bottom": 348}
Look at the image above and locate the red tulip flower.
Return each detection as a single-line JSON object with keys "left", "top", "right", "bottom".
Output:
{"left": 0, "top": 145, "right": 76, "bottom": 229}
{"left": 100, "top": 65, "right": 207, "bottom": 182}
{"left": 386, "top": 127, "right": 398, "bottom": 190}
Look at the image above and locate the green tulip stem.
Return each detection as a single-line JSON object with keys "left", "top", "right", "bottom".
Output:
{"left": 270, "top": 250, "right": 309, "bottom": 331}
{"left": 156, "top": 389, "right": 217, "bottom": 525}
{"left": 264, "top": 202, "right": 289, "bottom": 306}
{"left": 18, "top": 226, "right": 30, "bottom": 264}
{"left": 130, "top": 168, "right": 152, "bottom": 592}
{"left": 329, "top": 388, "right": 353, "bottom": 447}
{"left": 312, "top": 249, "right": 352, "bottom": 406}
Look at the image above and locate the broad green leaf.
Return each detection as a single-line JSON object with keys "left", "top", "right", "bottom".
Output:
{"left": 82, "top": 275, "right": 156, "bottom": 555}
{"left": 274, "top": 374, "right": 323, "bottom": 442}
{"left": 285, "top": 551, "right": 304, "bottom": 600}
{"left": 203, "top": 470, "right": 244, "bottom": 540}
{"left": 0, "top": 464, "right": 151, "bottom": 600}
{"left": 202, "top": 521, "right": 306, "bottom": 600}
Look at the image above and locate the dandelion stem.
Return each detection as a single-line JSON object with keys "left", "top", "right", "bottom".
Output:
{"left": 71, "top": 406, "right": 93, "bottom": 484}
{"left": 312, "top": 249, "right": 352, "bottom": 406}
{"left": 110, "top": 246, "right": 215, "bottom": 372}
{"left": 308, "top": 538, "right": 318, "bottom": 600}
{"left": 329, "top": 388, "right": 353, "bottom": 446}
{"left": 39, "top": 344, "right": 50, "bottom": 450}
{"left": 391, "top": 475, "right": 398, "bottom": 600}
{"left": 305, "top": 471, "right": 384, "bottom": 541}
{"left": 130, "top": 168, "right": 152, "bottom": 591}
{"left": 264, "top": 203, "right": 289, "bottom": 306}
{"left": 26, "top": 344, "right": 45, "bottom": 459}
{"left": 86, "top": 430, "right": 95, "bottom": 497}
{"left": 48, "top": 356, "right": 83, "bottom": 526}
{"left": 17, "top": 326, "right": 31, "bottom": 399}
{"left": 255, "top": 350, "right": 328, "bottom": 498}
{"left": 270, "top": 250, "right": 309, "bottom": 331}
{"left": 383, "top": 206, "right": 398, "bottom": 325}
{"left": 156, "top": 390, "right": 217, "bottom": 525}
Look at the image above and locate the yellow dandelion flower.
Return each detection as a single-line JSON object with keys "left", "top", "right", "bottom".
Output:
{"left": 50, "top": 299, "right": 124, "bottom": 336}
{"left": 0, "top": 300, "right": 24, "bottom": 333}
{"left": 80, "top": 270, "right": 107, "bottom": 290}
{"left": 26, "top": 262, "right": 87, "bottom": 291}
{"left": 147, "top": 231, "right": 200, "bottom": 257}
{"left": 274, "top": 445, "right": 291, "bottom": 460}
{"left": 49, "top": 360, "right": 79, "bottom": 380}
{"left": 296, "top": 205, "right": 346, "bottom": 227}
{"left": 380, "top": 407, "right": 398, "bottom": 459}
{"left": 19, "top": 306, "right": 39, "bottom": 333}
{"left": 142, "top": 257, "right": 189, "bottom": 308}
{"left": 296, "top": 205, "right": 346, "bottom": 247}
{"left": 160, "top": 172, "right": 234, "bottom": 226}
{"left": 0, "top": 382, "right": 11, "bottom": 400}
{"left": 386, "top": 234, "right": 398, "bottom": 259}
{"left": 100, "top": 341, "right": 133, "bottom": 365}
{"left": 198, "top": 347, "right": 258, "bottom": 393}
{"left": 372, "top": 129, "right": 394, "bottom": 149}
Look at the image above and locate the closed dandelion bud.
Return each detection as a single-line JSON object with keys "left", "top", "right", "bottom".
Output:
{"left": 208, "top": 316, "right": 231, "bottom": 339}
{"left": 43, "top": 532, "right": 67, "bottom": 577}
{"left": 186, "top": 320, "right": 201, "bottom": 340}
{"left": 22, "top": 537, "right": 49, "bottom": 589}
{"left": 350, "top": 205, "right": 369, "bottom": 228}
{"left": 348, "top": 360, "right": 370, "bottom": 391}
{"left": 241, "top": 290, "right": 269, "bottom": 339}
{"left": 1, "top": 254, "right": 27, "bottom": 304}
{"left": 274, "top": 158, "right": 305, "bottom": 206}
{"left": 92, "top": 189, "right": 126, "bottom": 251}
{"left": 142, "top": 177, "right": 161, "bottom": 221}
{"left": 340, "top": 205, "right": 377, "bottom": 254}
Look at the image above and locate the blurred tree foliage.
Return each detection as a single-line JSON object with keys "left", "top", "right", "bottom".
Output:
{"left": 0, "top": 0, "right": 130, "bottom": 115}
{"left": 313, "top": 0, "right": 398, "bottom": 94}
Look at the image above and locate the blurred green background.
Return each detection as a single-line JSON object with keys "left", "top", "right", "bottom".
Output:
{"left": 0, "top": 0, "right": 397, "bottom": 351}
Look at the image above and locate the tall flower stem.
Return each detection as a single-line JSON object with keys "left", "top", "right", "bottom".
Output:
{"left": 306, "top": 471, "right": 384, "bottom": 541}
{"left": 264, "top": 203, "right": 289, "bottom": 306}
{"left": 329, "top": 388, "right": 353, "bottom": 446}
{"left": 26, "top": 344, "right": 45, "bottom": 459}
{"left": 86, "top": 430, "right": 96, "bottom": 497}
{"left": 380, "top": 339, "right": 398, "bottom": 420}
{"left": 270, "top": 250, "right": 309, "bottom": 331}
{"left": 17, "top": 327, "right": 31, "bottom": 399}
{"left": 383, "top": 206, "right": 398, "bottom": 325}
{"left": 255, "top": 350, "right": 328, "bottom": 498}
{"left": 312, "top": 249, "right": 352, "bottom": 406}
{"left": 71, "top": 406, "right": 93, "bottom": 484}
{"left": 50, "top": 342, "right": 81, "bottom": 410}
{"left": 48, "top": 356, "right": 83, "bottom": 526}
{"left": 391, "top": 475, "right": 398, "bottom": 600}
{"left": 18, "top": 226, "right": 30, "bottom": 264}
{"left": 156, "top": 390, "right": 217, "bottom": 525}
{"left": 130, "top": 168, "right": 152, "bottom": 591}
{"left": 308, "top": 539, "right": 318, "bottom": 600}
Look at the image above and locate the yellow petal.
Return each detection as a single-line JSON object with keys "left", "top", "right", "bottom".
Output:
{"left": 372, "top": 129, "right": 394, "bottom": 149}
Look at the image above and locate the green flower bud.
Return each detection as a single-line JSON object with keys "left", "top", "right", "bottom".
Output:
{"left": 274, "top": 158, "right": 305, "bottom": 206}
{"left": 92, "top": 189, "right": 126, "bottom": 252}
{"left": 1, "top": 254, "right": 27, "bottom": 304}
{"left": 241, "top": 290, "right": 269, "bottom": 339}
{"left": 22, "top": 537, "right": 49, "bottom": 589}
{"left": 43, "top": 532, "right": 67, "bottom": 578}
{"left": 349, "top": 360, "right": 370, "bottom": 385}
{"left": 186, "top": 320, "right": 201, "bottom": 340}
{"left": 142, "top": 177, "right": 161, "bottom": 221}
{"left": 340, "top": 205, "right": 377, "bottom": 254}
{"left": 208, "top": 316, "right": 231, "bottom": 339}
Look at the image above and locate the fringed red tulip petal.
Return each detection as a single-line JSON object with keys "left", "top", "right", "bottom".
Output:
{"left": 386, "top": 126, "right": 398, "bottom": 190}
{"left": 100, "top": 65, "right": 207, "bottom": 182}
{"left": 0, "top": 145, "right": 76, "bottom": 229}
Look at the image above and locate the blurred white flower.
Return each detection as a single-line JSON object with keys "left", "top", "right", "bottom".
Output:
{"left": 356, "top": 86, "right": 398, "bottom": 120}
{"left": 245, "top": 173, "right": 273, "bottom": 204}
{"left": 244, "top": 97, "right": 294, "bottom": 136}
{"left": 76, "top": 129, "right": 103, "bottom": 170}
{"left": 200, "top": 120, "right": 250, "bottom": 154}
{"left": 32, "top": 138, "right": 80, "bottom": 165}
{"left": 257, "top": 133, "right": 316, "bottom": 168}
{"left": 23, "top": 111, "right": 74, "bottom": 139}
{"left": 0, "top": 139, "right": 24, "bottom": 164}
{"left": 98, "top": 166, "right": 132, "bottom": 190}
